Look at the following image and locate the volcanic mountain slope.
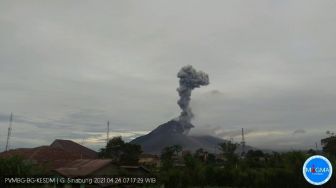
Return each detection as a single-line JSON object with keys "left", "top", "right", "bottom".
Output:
{"left": 131, "top": 120, "right": 232, "bottom": 154}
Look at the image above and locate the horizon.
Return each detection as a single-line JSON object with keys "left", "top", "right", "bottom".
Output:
{"left": 1, "top": 128, "right": 328, "bottom": 153}
{"left": 1, "top": 1, "right": 336, "bottom": 152}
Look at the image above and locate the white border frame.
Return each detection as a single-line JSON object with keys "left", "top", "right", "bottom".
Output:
{"left": 302, "top": 155, "right": 333, "bottom": 186}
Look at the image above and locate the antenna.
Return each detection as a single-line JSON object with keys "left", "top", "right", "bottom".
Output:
{"left": 5, "top": 113, "right": 13, "bottom": 152}
{"left": 107, "top": 121, "right": 110, "bottom": 145}
{"left": 241, "top": 128, "right": 246, "bottom": 156}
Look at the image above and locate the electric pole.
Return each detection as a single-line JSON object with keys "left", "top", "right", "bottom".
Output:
{"left": 5, "top": 113, "right": 13, "bottom": 152}
{"left": 107, "top": 121, "right": 110, "bottom": 145}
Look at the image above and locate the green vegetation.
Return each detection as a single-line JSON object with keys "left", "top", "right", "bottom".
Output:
{"left": 322, "top": 131, "right": 336, "bottom": 156}
{"left": 98, "top": 136, "right": 336, "bottom": 187}
{"left": 1, "top": 136, "right": 335, "bottom": 187}
{"left": 99, "top": 136, "right": 142, "bottom": 165}
{"left": 156, "top": 144, "right": 336, "bottom": 188}
{"left": 0, "top": 156, "right": 46, "bottom": 176}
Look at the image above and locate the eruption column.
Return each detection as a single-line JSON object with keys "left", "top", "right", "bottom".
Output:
{"left": 177, "top": 65, "right": 209, "bottom": 132}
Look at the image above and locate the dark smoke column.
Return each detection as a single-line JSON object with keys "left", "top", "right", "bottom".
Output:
{"left": 177, "top": 65, "right": 209, "bottom": 133}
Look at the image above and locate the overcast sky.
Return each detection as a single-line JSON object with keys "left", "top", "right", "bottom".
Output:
{"left": 1, "top": 0, "right": 336, "bottom": 151}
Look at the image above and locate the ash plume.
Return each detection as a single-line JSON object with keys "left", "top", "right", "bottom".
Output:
{"left": 177, "top": 65, "right": 209, "bottom": 132}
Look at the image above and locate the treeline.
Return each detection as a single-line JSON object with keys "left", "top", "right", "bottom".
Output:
{"left": 1, "top": 136, "right": 335, "bottom": 187}
{"left": 158, "top": 145, "right": 336, "bottom": 188}
{"left": 0, "top": 156, "right": 46, "bottom": 176}
{"left": 98, "top": 137, "right": 336, "bottom": 187}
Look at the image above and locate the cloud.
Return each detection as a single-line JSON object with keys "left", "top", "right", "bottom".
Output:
{"left": 293, "top": 129, "right": 306, "bottom": 135}
{"left": 1, "top": 0, "right": 336, "bottom": 151}
{"left": 0, "top": 113, "right": 11, "bottom": 122}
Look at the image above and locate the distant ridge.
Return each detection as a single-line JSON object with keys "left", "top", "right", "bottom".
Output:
{"left": 131, "top": 120, "right": 240, "bottom": 154}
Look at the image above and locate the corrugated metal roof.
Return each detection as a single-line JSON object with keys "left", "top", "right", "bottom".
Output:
{"left": 55, "top": 159, "right": 113, "bottom": 177}
{"left": 0, "top": 146, "right": 81, "bottom": 169}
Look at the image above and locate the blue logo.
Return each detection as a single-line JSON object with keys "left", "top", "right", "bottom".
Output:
{"left": 303, "top": 155, "right": 333, "bottom": 185}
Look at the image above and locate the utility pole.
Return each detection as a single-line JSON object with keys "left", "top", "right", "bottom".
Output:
{"left": 107, "top": 121, "right": 110, "bottom": 145}
{"left": 5, "top": 113, "right": 13, "bottom": 152}
{"left": 241, "top": 128, "right": 246, "bottom": 156}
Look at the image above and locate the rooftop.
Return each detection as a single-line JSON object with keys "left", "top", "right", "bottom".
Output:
{"left": 0, "top": 139, "right": 98, "bottom": 169}
{"left": 55, "top": 159, "right": 113, "bottom": 178}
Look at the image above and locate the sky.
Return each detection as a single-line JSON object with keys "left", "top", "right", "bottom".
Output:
{"left": 1, "top": 0, "right": 336, "bottom": 151}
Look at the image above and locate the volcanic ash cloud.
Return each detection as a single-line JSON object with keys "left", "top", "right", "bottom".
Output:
{"left": 177, "top": 65, "right": 209, "bottom": 132}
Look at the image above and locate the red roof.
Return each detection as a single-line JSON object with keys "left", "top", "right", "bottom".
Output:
{"left": 0, "top": 139, "right": 98, "bottom": 169}
{"left": 50, "top": 139, "right": 98, "bottom": 159}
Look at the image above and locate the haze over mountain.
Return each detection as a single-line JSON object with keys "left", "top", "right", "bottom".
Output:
{"left": 131, "top": 120, "right": 253, "bottom": 154}
{"left": 131, "top": 120, "right": 220, "bottom": 154}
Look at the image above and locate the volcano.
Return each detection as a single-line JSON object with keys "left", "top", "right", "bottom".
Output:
{"left": 131, "top": 66, "right": 253, "bottom": 154}
{"left": 130, "top": 120, "right": 228, "bottom": 154}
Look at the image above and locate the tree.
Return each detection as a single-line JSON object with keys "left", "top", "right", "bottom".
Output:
{"left": 160, "top": 146, "right": 175, "bottom": 169}
{"left": 218, "top": 141, "right": 237, "bottom": 155}
{"left": 218, "top": 141, "right": 238, "bottom": 167}
{"left": 0, "top": 156, "right": 46, "bottom": 176}
{"left": 194, "top": 148, "right": 205, "bottom": 161}
{"left": 122, "top": 143, "right": 142, "bottom": 165}
{"left": 245, "top": 150, "right": 266, "bottom": 168}
{"left": 322, "top": 138, "right": 336, "bottom": 156}
{"left": 99, "top": 136, "right": 142, "bottom": 165}
{"left": 99, "top": 136, "right": 124, "bottom": 161}
{"left": 246, "top": 150, "right": 264, "bottom": 159}
{"left": 172, "top": 145, "right": 182, "bottom": 156}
